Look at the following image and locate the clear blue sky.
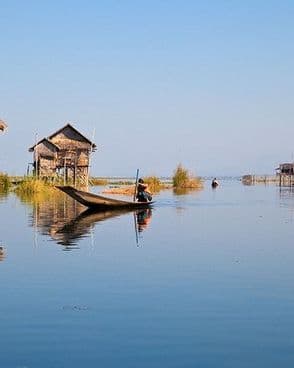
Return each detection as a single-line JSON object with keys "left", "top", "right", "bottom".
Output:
{"left": 1, "top": 0, "right": 294, "bottom": 177}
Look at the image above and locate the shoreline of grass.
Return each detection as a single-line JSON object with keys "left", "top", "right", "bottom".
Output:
{"left": 0, "top": 170, "right": 203, "bottom": 198}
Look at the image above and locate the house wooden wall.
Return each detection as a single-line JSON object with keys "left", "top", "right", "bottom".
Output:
{"left": 34, "top": 140, "right": 58, "bottom": 177}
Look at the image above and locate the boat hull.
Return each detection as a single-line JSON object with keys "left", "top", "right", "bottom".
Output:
{"left": 56, "top": 186, "right": 153, "bottom": 209}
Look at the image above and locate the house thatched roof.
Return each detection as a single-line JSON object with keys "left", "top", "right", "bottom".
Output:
{"left": 49, "top": 123, "right": 97, "bottom": 149}
{"left": 0, "top": 120, "right": 7, "bottom": 132}
{"left": 29, "top": 138, "right": 60, "bottom": 152}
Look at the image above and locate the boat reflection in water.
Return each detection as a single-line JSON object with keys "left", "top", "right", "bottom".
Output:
{"left": 29, "top": 192, "right": 153, "bottom": 249}
{"left": 54, "top": 208, "right": 153, "bottom": 248}
{"left": 53, "top": 208, "right": 138, "bottom": 247}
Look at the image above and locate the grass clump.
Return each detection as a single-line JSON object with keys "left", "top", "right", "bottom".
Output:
{"left": 14, "top": 177, "right": 56, "bottom": 195}
{"left": 0, "top": 173, "right": 11, "bottom": 191}
{"left": 143, "top": 176, "right": 162, "bottom": 193}
{"left": 172, "top": 164, "right": 203, "bottom": 189}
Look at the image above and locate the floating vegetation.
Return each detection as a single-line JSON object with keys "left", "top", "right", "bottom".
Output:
{"left": 0, "top": 173, "right": 11, "bottom": 192}
{"left": 172, "top": 164, "right": 203, "bottom": 189}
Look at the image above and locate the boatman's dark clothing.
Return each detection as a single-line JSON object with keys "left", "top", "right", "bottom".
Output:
{"left": 137, "top": 183, "right": 152, "bottom": 202}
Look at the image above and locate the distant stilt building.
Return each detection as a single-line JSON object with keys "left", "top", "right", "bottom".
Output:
{"left": 29, "top": 123, "right": 97, "bottom": 185}
{"left": 276, "top": 163, "right": 294, "bottom": 187}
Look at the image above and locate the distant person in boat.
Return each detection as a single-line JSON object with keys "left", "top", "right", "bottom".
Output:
{"left": 211, "top": 178, "right": 219, "bottom": 188}
{"left": 0, "top": 246, "right": 5, "bottom": 261}
{"left": 136, "top": 178, "right": 152, "bottom": 202}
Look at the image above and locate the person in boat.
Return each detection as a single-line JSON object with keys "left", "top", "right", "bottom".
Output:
{"left": 0, "top": 246, "right": 5, "bottom": 261}
{"left": 211, "top": 178, "right": 219, "bottom": 187}
{"left": 136, "top": 178, "right": 152, "bottom": 202}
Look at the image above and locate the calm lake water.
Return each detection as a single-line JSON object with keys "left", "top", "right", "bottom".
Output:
{"left": 1, "top": 179, "right": 294, "bottom": 367}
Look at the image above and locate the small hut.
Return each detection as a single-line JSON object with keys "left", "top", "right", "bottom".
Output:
{"left": 276, "top": 163, "right": 294, "bottom": 175}
{"left": 276, "top": 163, "right": 294, "bottom": 186}
{"left": 0, "top": 120, "right": 7, "bottom": 132}
{"left": 29, "top": 123, "right": 96, "bottom": 184}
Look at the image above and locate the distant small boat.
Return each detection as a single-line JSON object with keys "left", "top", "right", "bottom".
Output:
{"left": 56, "top": 186, "right": 153, "bottom": 210}
{"left": 0, "top": 120, "right": 7, "bottom": 132}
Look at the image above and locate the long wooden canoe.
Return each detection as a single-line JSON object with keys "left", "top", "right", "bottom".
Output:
{"left": 56, "top": 186, "right": 153, "bottom": 209}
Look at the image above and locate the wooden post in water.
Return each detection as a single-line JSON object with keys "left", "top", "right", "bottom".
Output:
{"left": 87, "top": 127, "right": 96, "bottom": 190}
{"left": 64, "top": 157, "right": 67, "bottom": 186}
{"left": 34, "top": 133, "right": 39, "bottom": 178}
{"left": 133, "top": 169, "right": 139, "bottom": 202}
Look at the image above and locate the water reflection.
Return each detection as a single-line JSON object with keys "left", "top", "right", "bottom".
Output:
{"left": 0, "top": 189, "right": 9, "bottom": 201}
{"left": 25, "top": 191, "right": 154, "bottom": 249}
{"left": 22, "top": 191, "right": 86, "bottom": 248}
{"left": 134, "top": 209, "right": 153, "bottom": 246}
{"left": 279, "top": 187, "right": 294, "bottom": 214}
{"left": 53, "top": 208, "right": 136, "bottom": 248}
{"left": 136, "top": 209, "right": 152, "bottom": 233}
{"left": 173, "top": 188, "right": 200, "bottom": 195}
{"left": 4, "top": 180, "right": 294, "bottom": 366}
{"left": 0, "top": 246, "right": 6, "bottom": 261}
{"left": 30, "top": 197, "right": 85, "bottom": 239}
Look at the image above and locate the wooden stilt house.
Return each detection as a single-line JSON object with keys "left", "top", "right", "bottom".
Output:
{"left": 276, "top": 163, "right": 294, "bottom": 186}
{"left": 29, "top": 124, "right": 96, "bottom": 184}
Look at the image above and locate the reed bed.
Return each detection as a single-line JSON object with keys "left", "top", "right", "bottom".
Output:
{"left": 102, "top": 175, "right": 169, "bottom": 195}
{"left": 172, "top": 164, "right": 203, "bottom": 189}
{"left": 14, "top": 177, "right": 57, "bottom": 196}
{"left": 143, "top": 176, "right": 168, "bottom": 192}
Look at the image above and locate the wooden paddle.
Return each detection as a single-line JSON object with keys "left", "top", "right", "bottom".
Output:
{"left": 133, "top": 169, "right": 139, "bottom": 202}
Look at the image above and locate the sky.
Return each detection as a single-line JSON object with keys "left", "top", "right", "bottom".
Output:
{"left": 1, "top": 0, "right": 294, "bottom": 177}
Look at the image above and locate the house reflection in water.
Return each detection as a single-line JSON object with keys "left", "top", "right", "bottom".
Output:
{"left": 30, "top": 194, "right": 86, "bottom": 249}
